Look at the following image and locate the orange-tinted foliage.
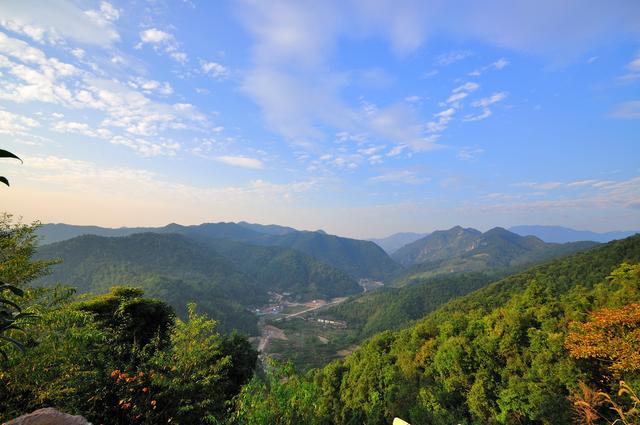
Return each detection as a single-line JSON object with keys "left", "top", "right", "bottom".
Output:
{"left": 565, "top": 303, "right": 640, "bottom": 377}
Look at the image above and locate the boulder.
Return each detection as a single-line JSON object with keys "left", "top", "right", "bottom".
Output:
{"left": 3, "top": 408, "right": 91, "bottom": 425}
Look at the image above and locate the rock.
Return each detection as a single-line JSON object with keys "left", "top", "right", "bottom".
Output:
{"left": 3, "top": 408, "right": 92, "bottom": 425}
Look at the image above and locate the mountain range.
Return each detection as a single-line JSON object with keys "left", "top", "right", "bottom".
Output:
{"left": 35, "top": 232, "right": 362, "bottom": 334}
{"left": 509, "top": 224, "right": 639, "bottom": 243}
{"left": 36, "top": 222, "right": 399, "bottom": 281}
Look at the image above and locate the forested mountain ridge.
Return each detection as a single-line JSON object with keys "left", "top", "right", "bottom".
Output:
{"left": 194, "top": 237, "right": 361, "bottom": 300}
{"left": 327, "top": 271, "right": 507, "bottom": 339}
{"left": 34, "top": 233, "right": 262, "bottom": 334}
{"left": 37, "top": 222, "right": 400, "bottom": 280}
{"left": 233, "top": 234, "right": 640, "bottom": 424}
{"left": 34, "top": 232, "right": 361, "bottom": 334}
{"left": 391, "top": 226, "right": 598, "bottom": 280}
{"left": 392, "top": 225, "right": 482, "bottom": 266}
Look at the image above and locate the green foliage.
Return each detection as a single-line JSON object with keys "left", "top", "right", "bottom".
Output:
{"left": 0, "top": 148, "right": 21, "bottom": 187}
{"left": 141, "top": 304, "right": 257, "bottom": 424}
{"left": 1, "top": 217, "right": 258, "bottom": 424}
{"left": 0, "top": 214, "right": 53, "bottom": 361}
{"left": 233, "top": 235, "right": 640, "bottom": 424}
{"left": 0, "top": 287, "right": 110, "bottom": 420}
{"left": 230, "top": 361, "right": 324, "bottom": 425}
{"left": 0, "top": 282, "right": 36, "bottom": 359}
{"left": 76, "top": 286, "right": 175, "bottom": 364}
{"left": 330, "top": 272, "right": 504, "bottom": 339}
{"left": 94, "top": 304, "right": 258, "bottom": 425}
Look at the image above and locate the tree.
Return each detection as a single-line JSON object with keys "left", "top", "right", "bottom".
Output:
{"left": 76, "top": 286, "right": 175, "bottom": 365}
{"left": 0, "top": 214, "right": 50, "bottom": 361}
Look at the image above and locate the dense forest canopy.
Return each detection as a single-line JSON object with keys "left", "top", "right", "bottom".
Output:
{"left": 232, "top": 235, "right": 640, "bottom": 424}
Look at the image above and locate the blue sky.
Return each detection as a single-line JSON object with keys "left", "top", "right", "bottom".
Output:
{"left": 0, "top": 0, "right": 639, "bottom": 238}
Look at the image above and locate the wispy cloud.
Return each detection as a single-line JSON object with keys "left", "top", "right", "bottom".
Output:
{"left": 214, "top": 155, "right": 264, "bottom": 169}
{"left": 464, "top": 92, "right": 508, "bottom": 121}
{"left": 458, "top": 147, "right": 484, "bottom": 161}
{"left": 469, "top": 57, "right": 510, "bottom": 76}
{"left": 0, "top": 109, "right": 40, "bottom": 135}
{"left": 136, "top": 28, "right": 188, "bottom": 63}
{"left": 619, "top": 52, "right": 640, "bottom": 82}
{"left": 369, "top": 170, "right": 428, "bottom": 184}
{"left": 201, "top": 61, "right": 229, "bottom": 79}
{"left": 611, "top": 101, "right": 640, "bottom": 119}
{"left": 435, "top": 50, "right": 472, "bottom": 66}
{"left": 0, "top": 1, "right": 120, "bottom": 46}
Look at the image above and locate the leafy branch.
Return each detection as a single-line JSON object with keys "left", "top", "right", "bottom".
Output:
{"left": 1, "top": 149, "right": 22, "bottom": 187}
{"left": 0, "top": 282, "right": 35, "bottom": 359}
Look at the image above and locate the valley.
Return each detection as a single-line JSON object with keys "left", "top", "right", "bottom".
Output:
{"left": 32, "top": 222, "right": 610, "bottom": 370}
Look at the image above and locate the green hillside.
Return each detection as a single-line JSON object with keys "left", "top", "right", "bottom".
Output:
{"left": 328, "top": 271, "right": 505, "bottom": 338}
{"left": 35, "top": 232, "right": 364, "bottom": 334}
{"left": 37, "top": 222, "right": 401, "bottom": 281}
{"left": 232, "top": 234, "right": 640, "bottom": 424}
{"left": 35, "top": 233, "right": 262, "bottom": 334}
{"left": 196, "top": 238, "right": 362, "bottom": 300}
{"left": 392, "top": 226, "right": 597, "bottom": 281}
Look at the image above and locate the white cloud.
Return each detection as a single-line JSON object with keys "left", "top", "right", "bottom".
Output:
{"left": 435, "top": 50, "right": 472, "bottom": 66}
{"left": 493, "top": 58, "right": 509, "bottom": 69}
{"left": 567, "top": 179, "right": 599, "bottom": 187}
{"left": 370, "top": 104, "right": 441, "bottom": 152}
{"left": 482, "top": 176, "right": 640, "bottom": 213}
{"left": 4, "top": 155, "right": 315, "bottom": 211}
{"left": 447, "top": 82, "right": 479, "bottom": 106}
{"left": 514, "top": 181, "right": 564, "bottom": 190}
{"left": 464, "top": 92, "right": 508, "bottom": 121}
{"left": 140, "top": 28, "right": 172, "bottom": 44}
{"left": 201, "top": 61, "right": 229, "bottom": 78}
{"left": 137, "top": 28, "right": 188, "bottom": 64}
{"left": 0, "top": 0, "right": 120, "bottom": 46}
{"left": 0, "top": 109, "right": 40, "bottom": 134}
{"left": 214, "top": 155, "right": 264, "bottom": 169}
{"left": 369, "top": 170, "right": 428, "bottom": 184}
{"left": 51, "top": 120, "right": 112, "bottom": 139}
{"left": 0, "top": 33, "right": 209, "bottom": 157}
{"left": 427, "top": 108, "right": 455, "bottom": 133}
{"left": 472, "top": 57, "right": 510, "bottom": 76}
{"left": 110, "top": 135, "right": 180, "bottom": 157}
{"left": 70, "top": 48, "right": 85, "bottom": 59}
{"left": 472, "top": 92, "right": 508, "bottom": 108}
{"left": 453, "top": 82, "right": 480, "bottom": 93}
{"left": 128, "top": 77, "right": 173, "bottom": 96}
{"left": 619, "top": 53, "right": 640, "bottom": 82}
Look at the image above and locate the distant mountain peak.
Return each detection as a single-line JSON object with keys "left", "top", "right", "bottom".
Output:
{"left": 391, "top": 225, "right": 597, "bottom": 272}
{"left": 510, "top": 225, "right": 639, "bottom": 243}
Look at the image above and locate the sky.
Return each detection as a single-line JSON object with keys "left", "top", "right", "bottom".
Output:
{"left": 0, "top": 0, "right": 639, "bottom": 239}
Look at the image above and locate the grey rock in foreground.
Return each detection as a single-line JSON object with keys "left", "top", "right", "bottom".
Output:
{"left": 4, "top": 408, "right": 91, "bottom": 425}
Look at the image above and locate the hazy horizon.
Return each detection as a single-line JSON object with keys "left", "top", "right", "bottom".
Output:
{"left": 1, "top": 1, "right": 639, "bottom": 239}
{"left": 35, "top": 220, "right": 639, "bottom": 241}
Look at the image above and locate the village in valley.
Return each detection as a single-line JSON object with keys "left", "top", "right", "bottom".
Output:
{"left": 249, "top": 279, "right": 384, "bottom": 370}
